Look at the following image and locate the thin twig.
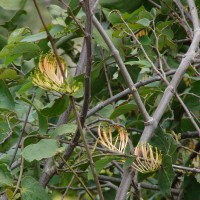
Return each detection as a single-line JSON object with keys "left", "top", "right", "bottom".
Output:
{"left": 181, "top": 131, "right": 199, "bottom": 139}
{"left": 33, "top": 0, "right": 86, "bottom": 187}
{"left": 91, "top": 16, "right": 152, "bottom": 123}
{"left": 61, "top": 176, "right": 75, "bottom": 200}
{"left": 12, "top": 134, "right": 48, "bottom": 199}
{"left": 147, "top": 0, "right": 161, "bottom": 9}
{"left": 33, "top": 0, "right": 66, "bottom": 79}
{"left": 87, "top": 70, "right": 176, "bottom": 117}
{"left": 179, "top": 144, "right": 200, "bottom": 156}
{"left": 70, "top": 96, "right": 104, "bottom": 200}
{"left": 9, "top": 93, "right": 35, "bottom": 168}
{"left": 161, "top": 0, "right": 192, "bottom": 38}
{"left": 117, "top": 11, "right": 200, "bottom": 137}
{"left": 173, "top": 0, "right": 192, "bottom": 32}
{"left": 172, "top": 164, "right": 200, "bottom": 173}
{"left": 59, "top": 0, "right": 85, "bottom": 34}
{"left": 0, "top": 131, "right": 13, "bottom": 145}
{"left": 41, "top": 0, "right": 103, "bottom": 196}
{"left": 59, "top": 155, "right": 94, "bottom": 200}
{"left": 98, "top": 175, "right": 180, "bottom": 195}
{"left": 49, "top": 183, "right": 112, "bottom": 191}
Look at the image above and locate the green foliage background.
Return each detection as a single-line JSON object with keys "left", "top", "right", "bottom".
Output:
{"left": 0, "top": 0, "right": 199, "bottom": 199}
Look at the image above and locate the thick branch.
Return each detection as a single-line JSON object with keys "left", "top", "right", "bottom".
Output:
{"left": 116, "top": 1, "right": 200, "bottom": 199}
{"left": 92, "top": 16, "right": 151, "bottom": 123}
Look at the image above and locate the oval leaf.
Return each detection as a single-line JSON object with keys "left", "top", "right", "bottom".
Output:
{"left": 0, "top": 80, "right": 15, "bottom": 110}
{"left": 158, "top": 155, "right": 175, "bottom": 197}
{"left": 0, "top": 42, "right": 41, "bottom": 64}
{"left": 41, "top": 95, "right": 69, "bottom": 117}
{"left": 22, "top": 139, "right": 59, "bottom": 162}
{"left": 53, "top": 123, "right": 77, "bottom": 137}
{"left": 0, "top": 164, "right": 13, "bottom": 186}
{"left": 110, "top": 103, "right": 137, "bottom": 119}
{"left": 0, "top": 69, "right": 18, "bottom": 80}
{"left": 88, "top": 156, "right": 115, "bottom": 180}
{"left": 21, "top": 176, "right": 51, "bottom": 200}
{"left": 0, "top": 0, "right": 23, "bottom": 10}
{"left": 136, "top": 18, "right": 151, "bottom": 27}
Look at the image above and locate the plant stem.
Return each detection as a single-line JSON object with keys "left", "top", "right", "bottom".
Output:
{"left": 91, "top": 16, "right": 152, "bottom": 124}
{"left": 59, "top": 155, "right": 94, "bottom": 200}
{"left": 70, "top": 96, "right": 104, "bottom": 200}
{"left": 9, "top": 93, "right": 35, "bottom": 168}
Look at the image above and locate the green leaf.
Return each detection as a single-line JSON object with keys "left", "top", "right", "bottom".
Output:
{"left": 136, "top": 18, "right": 151, "bottom": 27}
{"left": 123, "top": 156, "right": 136, "bottom": 169}
{"left": 37, "top": 112, "right": 48, "bottom": 134}
{"left": 22, "top": 27, "right": 65, "bottom": 43}
{"left": 17, "top": 81, "right": 34, "bottom": 95}
{"left": 11, "top": 42, "right": 40, "bottom": 60}
{"left": 41, "top": 95, "right": 69, "bottom": 117}
{"left": 53, "top": 123, "right": 77, "bottom": 136}
{"left": 21, "top": 176, "right": 51, "bottom": 200}
{"left": 150, "top": 131, "right": 177, "bottom": 157}
{"left": 184, "top": 81, "right": 200, "bottom": 111}
{"left": 72, "top": 82, "right": 83, "bottom": 98}
{"left": 150, "top": 8, "right": 157, "bottom": 17}
{"left": 0, "top": 42, "right": 41, "bottom": 64}
{"left": 137, "top": 171, "right": 155, "bottom": 183}
{"left": 184, "top": 175, "right": 200, "bottom": 200}
{"left": 110, "top": 102, "right": 137, "bottom": 119}
{"left": 18, "top": 95, "right": 39, "bottom": 111}
{"left": 100, "top": 0, "right": 143, "bottom": 13}
{"left": 0, "top": 149, "right": 20, "bottom": 165}
{"left": 8, "top": 27, "right": 31, "bottom": 44}
{"left": 0, "top": 164, "right": 13, "bottom": 186}
{"left": 99, "top": 105, "right": 114, "bottom": 118}
{"left": 0, "top": 80, "right": 15, "bottom": 110}
{"left": 47, "top": 5, "right": 67, "bottom": 27}
{"left": 195, "top": 174, "right": 200, "bottom": 184}
{"left": 158, "top": 155, "right": 174, "bottom": 197}
{"left": 125, "top": 60, "right": 151, "bottom": 68}
{"left": 0, "top": 0, "right": 24, "bottom": 10}
{"left": 139, "top": 35, "right": 151, "bottom": 45}
{"left": 0, "top": 35, "right": 7, "bottom": 51}
{"left": 22, "top": 32, "right": 47, "bottom": 42}
{"left": 0, "top": 69, "right": 18, "bottom": 80}
{"left": 2, "top": 10, "right": 27, "bottom": 32}
{"left": 22, "top": 139, "right": 59, "bottom": 162}
{"left": 93, "top": 28, "right": 124, "bottom": 58}
{"left": 103, "top": 8, "right": 121, "bottom": 24}
{"left": 88, "top": 157, "right": 115, "bottom": 180}
{"left": 93, "top": 29, "right": 109, "bottom": 51}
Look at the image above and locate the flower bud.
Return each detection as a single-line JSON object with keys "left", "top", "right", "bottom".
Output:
{"left": 32, "top": 53, "right": 71, "bottom": 93}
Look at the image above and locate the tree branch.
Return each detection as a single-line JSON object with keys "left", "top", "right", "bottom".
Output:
{"left": 92, "top": 16, "right": 152, "bottom": 123}
{"left": 116, "top": 0, "right": 200, "bottom": 198}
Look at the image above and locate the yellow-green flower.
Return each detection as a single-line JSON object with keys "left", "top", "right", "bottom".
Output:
{"left": 98, "top": 123, "right": 128, "bottom": 154}
{"left": 132, "top": 142, "right": 162, "bottom": 174}
{"left": 32, "top": 53, "right": 78, "bottom": 93}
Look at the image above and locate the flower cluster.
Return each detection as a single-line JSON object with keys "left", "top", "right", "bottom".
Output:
{"left": 98, "top": 123, "right": 128, "bottom": 154}
{"left": 32, "top": 53, "right": 79, "bottom": 94}
{"left": 98, "top": 123, "right": 162, "bottom": 173}
{"left": 132, "top": 142, "right": 162, "bottom": 173}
